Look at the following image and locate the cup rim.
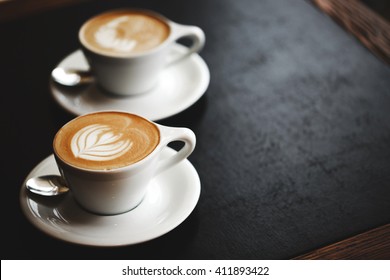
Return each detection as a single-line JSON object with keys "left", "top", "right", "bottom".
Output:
{"left": 53, "top": 110, "right": 164, "bottom": 174}
{"left": 78, "top": 8, "right": 175, "bottom": 59}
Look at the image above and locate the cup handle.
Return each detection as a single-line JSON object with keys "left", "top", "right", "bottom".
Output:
{"left": 166, "top": 22, "right": 205, "bottom": 66}
{"left": 155, "top": 125, "right": 196, "bottom": 175}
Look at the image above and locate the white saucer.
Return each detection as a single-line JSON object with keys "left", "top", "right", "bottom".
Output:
{"left": 50, "top": 44, "right": 210, "bottom": 121}
{"left": 20, "top": 148, "right": 201, "bottom": 247}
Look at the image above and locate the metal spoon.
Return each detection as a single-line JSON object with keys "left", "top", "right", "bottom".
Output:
{"left": 51, "top": 67, "right": 94, "bottom": 86}
{"left": 26, "top": 175, "right": 69, "bottom": 196}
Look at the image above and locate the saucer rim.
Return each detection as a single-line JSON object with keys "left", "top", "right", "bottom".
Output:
{"left": 50, "top": 44, "right": 210, "bottom": 121}
{"left": 19, "top": 148, "right": 201, "bottom": 247}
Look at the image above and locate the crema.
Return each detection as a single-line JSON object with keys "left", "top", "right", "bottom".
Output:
{"left": 53, "top": 112, "right": 160, "bottom": 170}
{"left": 79, "top": 10, "right": 170, "bottom": 56}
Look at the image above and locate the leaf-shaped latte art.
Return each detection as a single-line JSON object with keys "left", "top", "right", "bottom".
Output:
{"left": 94, "top": 16, "right": 137, "bottom": 52}
{"left": 71, "top": 124, "right": 132, "bottom": 161}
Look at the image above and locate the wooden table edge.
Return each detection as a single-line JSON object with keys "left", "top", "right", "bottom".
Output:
{"left": 310, "top": 0, "right": 390, "bottom": 65}
{"left": 293, "top": 223, "right": 390, "bottom": 259}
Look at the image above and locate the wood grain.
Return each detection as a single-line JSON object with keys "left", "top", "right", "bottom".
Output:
{"left": 311, "top": 0, "right": 390, "bottom": 64}
{"left": 294, "top": 224, "right": 390, "bottom": 259}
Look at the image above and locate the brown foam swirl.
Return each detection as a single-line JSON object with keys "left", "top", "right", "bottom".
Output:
{"left": 80, "top": 10, "right": 170, "bottom": 56}
{"left": 54, "top": 112, "right": 160, "bottom": 170}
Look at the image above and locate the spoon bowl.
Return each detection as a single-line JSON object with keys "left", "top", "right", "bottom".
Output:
{"left": 51, "top": 67, "right": 94, "bottom": 86}
{"left": 26, "top": 175, "right": 69, "bottom": 196}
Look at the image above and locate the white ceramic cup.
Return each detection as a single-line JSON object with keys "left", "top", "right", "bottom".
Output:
{"left": 53, "top": 111, "right": 196, "bottom": 215}
{"left": 79, "top": 9, "right": 205, "bottom": 96}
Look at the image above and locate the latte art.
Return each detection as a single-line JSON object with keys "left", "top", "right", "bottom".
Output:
{"left": 71, "top": 124, "right": 132, "bottom": 161}
{"left": 94, "top": 16, "right": 137, "bottom": 52}
{"left": 54, "top": 112, "right": 160, "bottom": 170}
{"left": 80, "top": 10, "right": 170, "bottom": 56}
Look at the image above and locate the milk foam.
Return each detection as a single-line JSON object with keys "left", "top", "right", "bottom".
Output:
{"left": 71, "top": 124, "right": 132, "bottom": 161}
{"left": 94, "top": 16, "right": 137, "bottom": 52}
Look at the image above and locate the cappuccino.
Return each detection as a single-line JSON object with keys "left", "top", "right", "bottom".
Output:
{"left": 79, "top": 10, "right": 170, "bottom": 56}
{"left": 54, "top": 112, "right": 160, "bottom": 170}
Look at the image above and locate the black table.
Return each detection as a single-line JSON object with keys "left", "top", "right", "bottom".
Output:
{"left": 1, "top": 0, "right": 390, "bottom": 260}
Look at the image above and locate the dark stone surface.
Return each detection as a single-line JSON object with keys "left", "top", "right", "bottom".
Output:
{"left": 362, "top": 0, "right": 390, "bottom": 20}
{"left": 1, "top": 0, "right": 389, "bottom": 259}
